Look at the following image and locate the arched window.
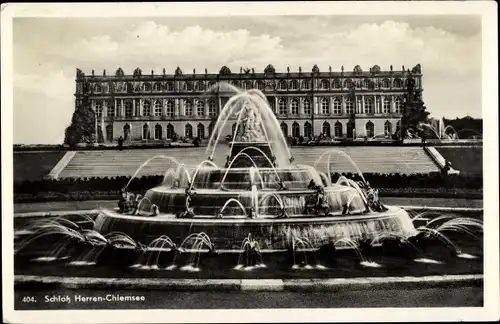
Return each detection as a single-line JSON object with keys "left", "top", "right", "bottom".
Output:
{"left": 166, "top": 124, "right": 175, "bottom": 139}
{"left": 185, "top": 123, "right": 193, "bottom": 138}
{"left": 105, "top": 124, "right": 113, "bottom": 142}
{"left": 95, "top": 84, "right": 102, "bottom": 93}
{"left": 291, "top": 99, "right": 299, "bottom": 115}
{"left": 278, "top": 99, "right": 287, "bottom": 115}
{"left": 166, "top": 101, "right": 174, "bottom": 117}
{"left": 364, "top": 97, "right": 374, "bottom": 114}
{"left": 197, "top": 123, "right": 205, "bottom": 139}
{"left": 347, "top": 121, "right": 355, "bottom": 138}
{"left": 332, "top": 79, "right": 342, "bottom": 89}
{"left": 344, "top": 79, "right": 353, "bottom": 89}
{"left": 154, "top": 100, "right": 162, "bottom": 116}
{"left": 345, "top": 99, "right": 354, "bottom": 114}
{"left": 208, "top": 122, "right": 215, "bottom": 137}
{"left": 184, "top": 82, "right": 193, "bottom": 91}
{"left": 292, "top": 122, "right": 300, "bottom": 137}
{"left": 208, "top": 100, "right": 217, "bottom": 116}
{"left": 365, "top": 121, "right": 374, "bottom": 137}
{"left": 123, "top": 124, "right": 131, "bottom": 141}
{"left": 184, "top": 100, "right": 193, "bottom": 116}
{"left": 303, "top": 99, "right": 311, "bottom": 115}
{"left": 257, "top": 81, "right": 265, "bottom": 90}
{"left": 125, "top": 101, "right": 133, "bottom": 117}
{"left": 334, "top": 121, "right": 343, "bottom": 138}
{"left": 280, "top": 122, "right": 288, "bottom": 137}
{"left": 321, "top": 98, "right": 329, "bottom": 115}
{"left": 153, "top": 83, "right": 162, "bottom": 92}
{"left": 384, "top": 121, "right": 392, "bottom": 137}
{"left": 154, "top": 124, "right": 162, "bottom": 140}
{"left": 142, "top": 124, "right": 150, "bottom": 140}
{"left": 393, "top": 78, "right": 402, "bottom": 88}
{"left": 382, "top": 79, "right": 390, "bottom": 88}
{"left": 333, "top": 98, "right": 342, "bottom": 115}
{"left": 304, "top": 122, "right": 312, "bottom": 138}
{"left": 383, "top": 97, "right": 391, "bottom": 114}
{"left": 245, "top": 80, "right": 253, "bottom": 90}
{"left": 142, "top": 82, "right": 151, "bottom": 92}
{"left": 278, "top": 80, "right": 287, "bottom": 90}
{"left": 302, "top": 80, "right": 311, "bottom": 89}
{"left": 196, "top": 81, "right": 205, "bottom": 91}
{"left": 290, "top": 80, "right": 298, "bottom": 90}
{"left": 322, "top": 122, "right": 331, "bottom": 137}
{"left": 166, "top": 82, "right": 174, "bottom": 91}
{"left": 395, "top": 97, "right": 402, "bottom": 114}
{"left": 196, "top": 101, "right": 205, "bottom": 116}
{"left": 95, "top": 101, "right": 103, "bottom": 118}
{"left": 231, "top": 80, "right": 240, "bottom": 88}
{"left": 107, "top": 102, "right": 115, "bottom": 117}
{"left": 320, "top": 79, "right": 329, "bottom": 90}
{"left": 143, "top": 101, "right": 151, "bottom": 116}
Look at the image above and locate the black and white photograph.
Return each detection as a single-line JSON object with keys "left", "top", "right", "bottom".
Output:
{"left": 2, "top": 2, "right": 498, "bottom": 323}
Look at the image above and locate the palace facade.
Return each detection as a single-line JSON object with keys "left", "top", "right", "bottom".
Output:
{"left": 74, "top": 64, "right": 423, "bottom": 142}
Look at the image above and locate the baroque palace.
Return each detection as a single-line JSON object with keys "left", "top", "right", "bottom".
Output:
{"left": 75, "top": 64, "right": 423, "bottom": 142}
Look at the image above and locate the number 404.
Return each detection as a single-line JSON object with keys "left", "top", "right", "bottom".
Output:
{"left": 22, "top": 296, "right": 36, "bottom": 303}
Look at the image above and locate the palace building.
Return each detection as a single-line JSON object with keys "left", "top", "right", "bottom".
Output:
{"left": 74, "top": 64, "right": 423, "bottom": 143}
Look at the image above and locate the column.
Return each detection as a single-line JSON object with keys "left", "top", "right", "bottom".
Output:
{"left": 313, "top": 96, "right": 318, "bottom": 115}
{"left": 274, "top": 97, "right": 278, "bottom": 114}
{"left": 361, "top": 96, "right": 365, "bottom": 114}
{"left": 103, "top": 101, "right": 107, "bottom": 117}
{"left": 391, "top": 96, "right": 396, "bottom": 113}
{"left": 342, "top": 96, "right": 346, "bottom": 115}
{"left": 120, "top": 99, "right": 124, "bottom": 117}
{"left": 205, "top": 99, "right": 209, "bottom": 117}
{"left": 299, "top": 97, "right": 304, "bottom": 115}
{"left": 380, "top": 95, "right": 384, "bottom": 114}
{"left": 218, "top": 97, "right": 222, "bottom": 114}
{"left": 114, "top": 99, "right": 117, "bottom": 117}
{"left": 175, "top": 98, "right": 180, "bottom": 117}
{"left": 163, "top": 98, "right": 167, "bottom": 117}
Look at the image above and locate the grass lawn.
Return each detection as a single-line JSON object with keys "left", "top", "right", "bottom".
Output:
{"left": 14, "top": 151, "right": 66, "bottom": 182}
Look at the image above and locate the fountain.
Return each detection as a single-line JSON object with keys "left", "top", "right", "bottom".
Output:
{"left": 92, "top": 89, "right": 418, "bottom": 251}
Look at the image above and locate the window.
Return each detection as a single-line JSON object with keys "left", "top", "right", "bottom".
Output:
{"left": 395, "top": 97, "right": 402, "bottom": 114}
{"left": 280, "top": 122, "right": 288, "bottom": 137}
{"left": 185, "top": 101, "right": 193, "bottom": 116}
{"left": 383, "top": 98, "right": 391, "bottom": 114}
{"left": 107, "top": 102, "right": 115, "bottom": 117}
{"left": 304, "top": 122, "right": 312, "bottom": 138}
{"left": 154, "top": 100, "right": 162, "bottom": 116}
{"left": 364, "top": 98, "right": 374, "bottom": 114}
{"left": 334, "top": 121, "right": 343, "bottom": 137}
{"left": 123, "top": 124, "right": 131, "bottom": 140}
{"left": 166, "top": 82, "right": 174, "bottom": 91}
{"left": 384, "top": 121, "right": 392, "bottom": 137}
{"left": 153, "top": 83, "right": 162, "bottom": 92}
{"left": 320, "top": 79, "right": 329, "bottom": 90}
{"left": 142, "top": 83, "right": 151, "bottom": 92}
{"left": 143, "top": 101, "right": 151, "bottom": 116}
{"left": 322, "top": 122, "right": 331, "bottom": 137}
{"left": 166, "top": 124, "right": 175, "bottom": 139}
{"left": 185, "top": 124, "right": 193, "bottom": 138}
{"left": 292, "top": 122, "right": 300, "bottom": 137}
{"left": 245, "top": 81, "right": 253, "bottom": 90}
{"left": 154, "top": 124, "right": 162, "bottom": 140}
{"left": 290, "top": 80, "right": 298, "bottom": 90}
{"left": 321, "top": 98, "right": 329, "bottom": 115}
{"left": 344, "top": 79, "right": 353, "bottom": 89}
{"left": 196, "top": 81, "right": 206, "bottom": 92}
{"left": 291, "top": 99, "right": 299, "bottom": 115}
{"left": 302, "top": 80, "right": 311, "bottom": 89}
{"left": 365, "top": 121, "right": 374, "bottom": 137}
{"left": 232, "top": 80, "right": 240, "bottom": 88}
{"left": 95, "top": 101, "right": 103, "bottom": 118}
{"left": 197, "top": 101, "right": 205, "bottom": 116}
{"left": 208, "top": 101, "right": 217, "bottom": 116}
{"left": 345, "top": 99, "right": 354, "bottom": 114}
{"left": 184, "top": 82, "right": 193, "bottom": 91}
{"left": 142, "top": 124, "right": 151, "bottom": 140}
{"left": 197, "top": 123, "right": 205, "bottom": 138}
{"left": 347, "top": 121, "right": 355, "bottom": 138}
{"left": 257, "top": 81, "right": 265, "bottom": 90}
{"left": 382, "top": 79, "right": 390, "bottom": 88}
{"left": 166, "top": 101, "right": 174, "bottom": 117}
{"left": 363, "top": 79, "right": 371, "bottom": 89}
{"left": 333, "top": 98, "right": 342, "bottom": 115}
{"left": 105, "top": 124, "right": 113, "bottom": 142}
{"left": 278, "top": 80, "right": 287, "bottom": 90}
{"left": 303, "top": 99, "right": 311, "bottom": 115}
{"left": 278, "top": 99, "right": 287, "bottom": 115}
{"left": 393, "top": 79, "right": 402, "bottom": 88}
{"left": 95, "top": 84, "right": 102, "bottom": 93}
{"left": 332, "top": 79, "right": 341, "bottom": 89}
{"left": 125, "top": 101, "right": 133, "bottom": 117}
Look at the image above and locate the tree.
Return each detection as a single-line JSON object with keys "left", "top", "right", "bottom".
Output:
{"left": 400, "top": 74, "right": 429, "bottom": 139}
{"left": 64, "top": 80, "right": 97, "bottom": 146}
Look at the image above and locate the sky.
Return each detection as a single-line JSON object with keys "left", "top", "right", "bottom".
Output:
{"left": 12, "top": 15, "right": 482, "bottom": 144}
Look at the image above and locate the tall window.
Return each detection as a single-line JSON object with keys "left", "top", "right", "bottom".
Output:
{"left": 196, "top": 101, "right": 205, "bottom": 116}
{"left": 347, "top": 121, "right": 355, "bottom": 138}
{"left": 95, "top": 84, "right": 102, "bottom": 93}
{"left": 292, "top": 122, "right": 300, "bottom": 137}
{"left": 334, "top": 121, "right": 343, "bottom": 137}
{"left": 333, "top": 98, "right": 342, "bottom": 115}
{"left": 107, "top": 102, "right": 114, "bottom": 117}
{"left": 166, "top": 101, "right": 174, "bottom": 117}
{"left": 304, "top": 122, "right": 312, "bottom": 138}
{"left": 332, "top": 79, "right": 341, "bottom": 89}
{"left": 123, "top": 124, "right": 131, "bottom": 140}
{"left": 166, "top": 124, "right": 175, "bottom": 139}
{"left": 184, "top": 82, "right": 193, "bottom": 91}
{"left": 125, "top": 101, "right": 133, "bottom": 117}
{"left": 383, "top": 98, "right": 391, "bottom": 114}
{"left": 185, "top": 123, "right": 193, "bottom": 138}
{"left": 153, "top": 83, "right": 162, "bottom": 92}
{"left": 321, "top": 98, "right": 329, "bottom": 115}
{"left": 290, "top": 80, "right": 298, "bottom": 90}
{"left": 278, "top": 99, "right": 287, "bottom": 115}
{"left": 154, "top": 100, "right": 162, "bottom": 116}
{"left": 208, "top": 100, "right": 217, "bottom": 116}
{"left": 384, "top": 121, "right": 392, "bottom": 137}
{"left": 280, "top": 122, "right": 288, "bottom": 137}
{"left": 166, "top": 82, "right": 174, "bottom": 91}
{"left": 322, "top": 121, "right": 331, "bottom": 137}
{"left": 278, "top": 80, "right": 287, "bottom": 90}
{"left": 382, "top": 79, "right": 390, "bottom": 88}
{"left": 320, "top": 79, "right": 329, "bottom": 90}
{"left": 197, "top": 123, "right": 205, "bottom": 138}
{"left": 105, "top": 124, "right": 113, "bottom": 142}
{"left": 344, "top": 79, "right": 353, "bottom": 89}
{"left": 154, "top": 124, "right": 162, "bottom": 140}
{"left": 196, "top": 81, "right": 205, "bottom": 92}
{"left": 95, "top": 101, "right": 103, "bottom": 118}
{"left": 257, "top": 81, "right": 265, "bottom": 90}
{"left": 364, "top": 97, "right": 374, "bottom": 114}
{"left": 363, "top": 79, "right": 371, "bottom": 89}
{"left": 395, "top": 97, "right": 402, "bottom": 114}
{"left": 185, "top": 100, "right": 193, "bottom": 116}
{"left": 291, "top": 99, "right": 299, "bottom": 115}
{"left": 143, "top": 101, "right": 151, "bottom": 116}
{"left": 302, "top": 80, "right": 311, "bottom": 89}
{"left": 142, "top": 124, "right": 150, "bottom": 140}
{"left": 345, "top": 99, "right": 354, "bottom": 114}
{"left": 142, "top": 83, "right": 151, "bottom": 92}
{"left": 303, "top": 99, "right": 311, "bottom": 115}
{"left": 365, "top": 121, "right": 374, "bottom": 137}
{"left": 393, "top": 79, "right": 402, "bottom": 88}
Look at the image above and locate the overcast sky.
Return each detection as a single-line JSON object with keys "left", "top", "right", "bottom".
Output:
{"left": 13, "top": 15, "right": 481, "bottom": 144}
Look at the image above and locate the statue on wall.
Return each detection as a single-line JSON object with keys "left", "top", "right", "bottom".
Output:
{"left": 175, "top": 66, "right": 183, "bottom": 76}
{"left": 76, "top": 68, "right": 85, "bottom": 79}
{"left": 312, "top": 64, "right": 320, "bottom": 74}
{"left": 299, "top": 66, "right": 302, "bottom": 73}
{"left": 115, "top": 67, "right": 125, "bottom": 77}
{"left": 133, "top": 68, "right": 142, "bottom": 77}
{"left": 264, "top": 64, "right": 275, "bottom": 74}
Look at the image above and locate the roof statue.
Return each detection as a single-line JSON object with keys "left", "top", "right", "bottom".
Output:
{"left": 133, "top": 68, "right": 142, "bottom": 77}
{"left": 312, "top": 64, "right": 320, "bottom": 73}
{"left": 175, "top": 67, "right": 183, "bottom": 76}
{"left": 219, "top": 66, "right": 231, "bottom": 75}
{"left": 264, "top": 64, "right": 275, "bottom": 74}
